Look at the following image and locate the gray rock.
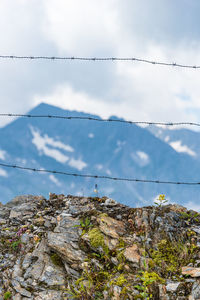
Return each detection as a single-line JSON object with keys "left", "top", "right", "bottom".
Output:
{"left": 40, "top": 264, "right": 65, "bottom": 286}
{"left": 10, "top": 210, "right": 22, "bottom": 219}
{"left": 20, "top": 233, "right": 30, "bottom": 244}
{"left": 12, "top": 294, "right": 22, "bottom": 300}
{"left": 190, "top": 281, "right": 200, "bottom": 300}
{"left": 22, "top": 253, "right": 33, "bottom": 269}
{"left": 0, "top": 218, "right": 6, "bottom": 224}
{"left": 166, "top": 282, "right": 181, "bottom": 292}
{"left": 47, "top": 231, "right": 86, "bottom": 267}
{"left": 34, "top": 290, "right": 63, "bottom": 300}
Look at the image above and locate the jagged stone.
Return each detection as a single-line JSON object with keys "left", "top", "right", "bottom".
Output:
{"left": 47, "top": 232, "right": 86, "bottom": 267}
{"left": 34, "top": 290, "right": 63, "bottom": 300}
{"left": 166, "top": 281, "right": 181, "bottom": 292}
{"left": 189, "top": 280, "right": 200, "bottom": 299}
{"left": 182, "top": 267, "right": 200, "bottom": 277}
{"left": 9, "top": 210, "right": 22, "bottom": 219}
{"left": 33, "top": 216, "right": 45, "bottom": 226}
{"left": 124, "top": 244, "right": 141, "bottom": 264}
{"left": 97, "top": 215, "right": 125, "bottom": 238}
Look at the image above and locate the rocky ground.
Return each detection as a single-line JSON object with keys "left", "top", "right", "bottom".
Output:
{"left": 1, "top": 194, "right": 200, "bottom": 299}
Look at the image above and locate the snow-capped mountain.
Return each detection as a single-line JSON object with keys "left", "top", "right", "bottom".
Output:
{"left": 0, "top": 103, "right": 200, "bottom": 208}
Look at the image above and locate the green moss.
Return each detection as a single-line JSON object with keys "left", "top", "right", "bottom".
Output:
{"left": 88, "top": 227, "right": 109, "bottom": 254}
{"left": 150, "top": 239, "right": 198, "bottom": 277}
{"left": 113, "top": 274, "right": 127, "bottom": 287}
{"left": 135, "top": 271, "right": 165, "bottom": 299}
{"left": 117, "top": 238, "right": 126, "bottom": 249}
{"left": 139, "top": 271, "right": 165, "bottom": 285}
{"left": 50, "top": 253, "right": 63, "bottom": 267}
{"left": 180, "top": 211, "right": 200, "bottom": 223}
{"left": 3, "top": 291, "right": 12, "bottom": 300}
{"left": 99, "top": 213, "right": 108, "bottom": 219}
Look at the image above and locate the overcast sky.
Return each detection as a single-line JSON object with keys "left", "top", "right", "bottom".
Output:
{"left": 0, "top": 0, "right": 200, "bottom": 127}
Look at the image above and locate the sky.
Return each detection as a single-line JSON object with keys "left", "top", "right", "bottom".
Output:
{"left": 0, "top": 0, "right": 200, "bottom": 127}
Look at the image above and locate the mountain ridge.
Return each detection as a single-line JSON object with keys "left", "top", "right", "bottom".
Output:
{"left": 0, "top": 103, "right": 200, "bottom": 207}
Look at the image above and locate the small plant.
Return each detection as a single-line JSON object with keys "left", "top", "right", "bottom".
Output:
{"left": 3, "top": 291, "right": 12, "bottom": 300}
{"left": 7, "top": 226, "right": 28, "bottom": 252}
{"left": 154, "top": 194, "right": 168, "bottom": 207}
{"left": 50, "top": 253, "right": 63, "bottom": 267}
{"left": 74, "top": 217, "right": 93, "bottom": 235}
{"left": 180, "top": 211, "right": 200, "bottom": 223}
{"left": 135, "top": 271, "right": 165, "bottom": 299}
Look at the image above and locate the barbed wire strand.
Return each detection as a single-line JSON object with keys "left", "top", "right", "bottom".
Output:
{"left": 0, "top": 162, "right": 199, "bottom": 185}
{"left": 1, "top": 113, "right": 200, "bottom": 127}
{"left": 0, "top": 55, "right": 199, "bottom": 69}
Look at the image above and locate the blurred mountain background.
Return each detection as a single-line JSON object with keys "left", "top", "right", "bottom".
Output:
{"left": 0, "top": 103, "right": 200, "bottom": 209}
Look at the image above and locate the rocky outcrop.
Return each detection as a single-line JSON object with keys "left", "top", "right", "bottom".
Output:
{"left": 1, "top": 194, "right": 200, "bottom": 299}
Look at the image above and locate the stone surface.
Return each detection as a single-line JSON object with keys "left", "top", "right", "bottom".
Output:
{"left": 182, "top": 267, "right": 200, "bottom": 277}
{"left": 1, "top": 194, "right": 200, "bottom": 299}
{"left": 124, "top": 244, "right": 141, "bottom": 264}
{"left": 189, "top": 280, "right": 200, "bottom": 299}
{"left": 97, "top": 215, "right": 125, "bottom": 238}
{"left": 166, "top": 282, "right": 181, "bottom": 292}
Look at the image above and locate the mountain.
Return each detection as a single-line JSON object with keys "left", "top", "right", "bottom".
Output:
{"left": 0, "top": 103, "right": 200, "bottom": 207}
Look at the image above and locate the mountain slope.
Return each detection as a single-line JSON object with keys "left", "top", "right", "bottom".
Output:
{"left": 0, "top": 103, "right": 200, "bottom": 207}
{"left": 148, "top": 125, "right": 200, "bottom": 160}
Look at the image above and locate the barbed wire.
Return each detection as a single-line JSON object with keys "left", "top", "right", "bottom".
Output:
{"left": 0, "top": 162, "right": 199, "bottom": 185}
{"left": 0, "top": 55, "right": 199, "bottom": 69}
{"left": 1, "top": 113, "right": 200, "bottom": 128}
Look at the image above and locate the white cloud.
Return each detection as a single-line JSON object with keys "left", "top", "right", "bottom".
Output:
{"left": 169, "top": 140, "right": 196, "bottom": 157}
{"left": 1, "top": 1, "right": 200, "bottom": 129}
{"left": 42, "top": 0, "right": 119, "bottom": 55}
{"left": 33, "top": 84, "right": 112, "bottom": 118}
{"left": 185, "top": 201, "right": 200, "bottom": 212}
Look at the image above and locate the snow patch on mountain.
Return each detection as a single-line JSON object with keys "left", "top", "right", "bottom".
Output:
{"left": 165, "top": 136, "right": 170, "bottom": 142}
{"left": 49, "top": 174, "right": 61, "bottom": 186}
{"left": 30, "top": 126, "right": 70, "bottom": 163}
{"left": 169, "top": 140, "right": 196, "bottom": 157}
{"left": 106, "top": 169, "right": 112, "bottom": 175}
{"left": 16, "top": 158, "right": 27, "bottom": 165}
{"left": 0, "top": 150, "right": 6, "bottom": 160}
{"left": 114, "top": 140, "right": 126, "bottom": 154}
{"left": 0, "top": 168, "right": 8, "bottom": 177}
{"left": 131, "top": 151, "right": 150, "bottom": 167}
{"left": 88, "top": 133, "right": 94, "bottom": 138}
{"left": 68, "top": 158, "right": 87, "bottom": 171}
{"left": 96, "top": 164, "right": 103, "bottom": 170}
